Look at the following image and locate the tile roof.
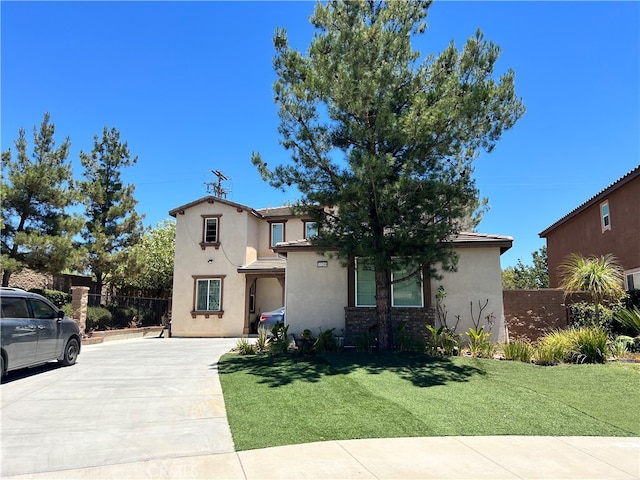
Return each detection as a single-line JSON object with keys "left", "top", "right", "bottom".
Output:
{"left": 237, "top": 257, "right": 286, "bottom": 274}
{"left": 274, "top": 232, "right": 513, "bottom": 254}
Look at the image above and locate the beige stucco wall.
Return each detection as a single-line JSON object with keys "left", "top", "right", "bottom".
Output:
{"left": 284, "top": 251, "right": 348, "bottom": 336}
{"left": 171, "top": 201, "right": 250, "bottom": 337}
{"left": 257, "top": 217, "right": 307, "bottom": 257}
{"left": 431, "top": 247, "right": 506, "bottom": 342}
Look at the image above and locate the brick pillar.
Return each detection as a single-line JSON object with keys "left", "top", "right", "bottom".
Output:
{"left": 71, "top": 286, "right": 90, "bottom": 335}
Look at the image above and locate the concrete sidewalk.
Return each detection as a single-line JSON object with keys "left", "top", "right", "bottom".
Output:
{"left": 2, "top": 338, "right": 638, "bottom": 479}
{"left": 5, "top": 436, "right": 639, "bottom": 479}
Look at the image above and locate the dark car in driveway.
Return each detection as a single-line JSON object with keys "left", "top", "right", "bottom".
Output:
{"left": 256, "top": 307, "right": 285, "bottom": 332}
{"left": 0, "top": 288, "right": 81, "bottom": 379}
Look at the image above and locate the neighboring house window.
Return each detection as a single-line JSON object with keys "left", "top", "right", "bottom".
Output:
{"left": 355, "top": 258, "right": 424, "bottom": 307}
{"left": 201, "top": 215, "right": 222, "bottom": 249}
{"left": 391, "top": 265, "right": 424, "bottom": 307}
{"left": 600, "top": 201, "right": 610, "bottom": 232}
{"left": 304, "top": 221, "right": 318, "bottom": 239}
{"left": 270, "top": 222, "right": 285, "bottom": 247}
{"left": 626, "top": 270, "right": 640, "bottom": 291}
{"left": 195, "top": 277, "right": 223, "bottom": 312}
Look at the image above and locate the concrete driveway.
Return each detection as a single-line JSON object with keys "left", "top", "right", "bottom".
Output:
{"left": 1, "top": 337, "right": 238, "bottom": 478}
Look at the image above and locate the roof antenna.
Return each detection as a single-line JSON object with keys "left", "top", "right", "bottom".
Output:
{"left": 205, "top": 170, "right": 231, "bottom": 198}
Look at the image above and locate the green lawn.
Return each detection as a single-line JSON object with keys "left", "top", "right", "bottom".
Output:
{"left": 218, "top": 352, "right": 640, "bottom": 451}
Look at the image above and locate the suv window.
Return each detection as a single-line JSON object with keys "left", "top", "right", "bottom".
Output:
{"left": 0, "top": 297, "right": 30, "bottom": 318}
{"left": 29, "top": 299, "right": 57, "bottom": 319}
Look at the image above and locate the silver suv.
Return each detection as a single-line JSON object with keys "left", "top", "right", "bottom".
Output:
{"left": 0, "top": 287, "right": 81, "bottom": 379}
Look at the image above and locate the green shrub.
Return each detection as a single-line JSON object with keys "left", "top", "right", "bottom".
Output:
{"left": 235, "top": 338, "right": 256, "bottom": 355}
{"left": 29, "top": 288, "right": 71, "bottom": 307}
{"left": 86, "top": 306, "right": 112, "bottom": 331}
{"left": 314, "top": 328, "right": 338, "bottom": 353}
{"left": 61, "top": 303, "right": 73, "bottom": 317}
{"left": 568, "top": 301, "right": 621, "bottom": 334}
{"left": 573, "top": 326, "right": 608, "bottom": 364}
{"left": 425, "top": 325, "right": 459, "bottom": 356}
{"left": 255, "top": 328, "right": 270, "bottom": 354}
{"left": 609, "top": 336, "right": 633, "bottom": 359}
{"left": 534, "top": 327, "right": 609, "bottom": 365}
{"left": 268, "top": 324, "right": 290, "bottom": 356}
{"left": 466, "top": 326, "right": 495, "bottom": 358}
{"left": 535, "top": 330, "right": 575, "bottom": 365}
{"left": 614, "top": 307, "right": 640, "bottom": 336}
{"left": 503, "top": 340, "right": 534, "bottom": 363}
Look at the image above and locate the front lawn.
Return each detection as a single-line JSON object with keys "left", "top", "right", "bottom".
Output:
{"left": 218, "top": 352, "right": 639, "bottom": 451}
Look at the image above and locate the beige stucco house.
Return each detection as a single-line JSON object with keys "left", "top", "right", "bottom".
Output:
{"left": 169, "top": 196, "right": 512, "bottom": 343}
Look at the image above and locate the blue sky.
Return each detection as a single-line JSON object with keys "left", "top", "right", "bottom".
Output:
{"left": 2, "top": 1, "right": 638, "bottom": 268}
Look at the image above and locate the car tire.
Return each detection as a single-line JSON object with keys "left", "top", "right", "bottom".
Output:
{"left": 59, "top": 338, "right": 79, "bottom": 367}
{"left": 1, "top": 355, "right": 4, "bottom": 380}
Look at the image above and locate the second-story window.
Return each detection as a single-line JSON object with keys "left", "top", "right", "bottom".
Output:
{"left": 201, "top": 214, "right": 222, "bottom": 249}
{"left": 304, "top": 221, "right": 317, "bottom": 239}
{"left": 271, "top": 222, "right": 284, "bottom": 247}
{"left": 601, "top": 201, "right": 610, "bottom": 232}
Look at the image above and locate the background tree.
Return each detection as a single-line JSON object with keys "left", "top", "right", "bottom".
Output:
{"left": 252, "top": 0, "right": 525, "bottom": 349}
{"left": 502, "top": 246, "right": 548, "bottom": 289}
{"left": 78, "top": 127, "right": 144, "bottom": 294}
{"left": 1, "top": 113, "right": 83, "bottom": 286}
{"left": 113, "top": 219, "right": 175, "bottom": 298}
{"left": 558, "top": 253, "right": 625, "bottom": 322}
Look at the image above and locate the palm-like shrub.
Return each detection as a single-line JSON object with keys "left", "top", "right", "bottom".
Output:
{"left": 558, "top": 253, "right": 625, "bottom": 323}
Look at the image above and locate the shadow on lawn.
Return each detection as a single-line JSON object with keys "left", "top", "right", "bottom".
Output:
{"left": 218, "top": 351, "right": 485, "bottom": 388}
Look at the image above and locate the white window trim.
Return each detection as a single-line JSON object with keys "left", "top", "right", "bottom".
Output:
{"left": 624, "top": 268, "right": 640, "bottom": 292}
{"left": 355, "top": 258, "right": 425, "bottom": 308}
{"left": 600, "top": 200, "right": 611, "bottom": 232}
{"left": 391, "top": 268, "right": 424, "bottom": 308}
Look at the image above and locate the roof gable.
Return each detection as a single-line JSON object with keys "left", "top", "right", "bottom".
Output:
{"left": 168, "top": 196, "right": 260, "bottom": 218}
{"left": 539, "top": 164, "right": 639, "bottom": 237}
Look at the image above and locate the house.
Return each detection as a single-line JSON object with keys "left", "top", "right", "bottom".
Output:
{"left": 169, "top": 195, "right": 512, "bottom": 342}
{"left": 539, "top": 165, "right": 640, "bottom": 290}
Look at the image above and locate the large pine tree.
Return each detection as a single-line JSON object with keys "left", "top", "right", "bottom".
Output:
{"left": 1, "top": 113, "right": 82, "bottom": 286}
{"left": 78, "top": 127, "right": 144, "bottom": 295}
{"left": 252, "top": 0, "right": 525, "bottom": 349}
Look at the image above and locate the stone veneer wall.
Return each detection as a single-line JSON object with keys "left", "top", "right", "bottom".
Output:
{"left": 344, "top": 307, "right": 435, "bottom": 346}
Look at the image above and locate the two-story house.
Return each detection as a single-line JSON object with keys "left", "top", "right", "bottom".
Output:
{"left": 169, "top": 195, "right": 513, "bottom": 341}
{"left": 539, "top": 164, "right": 640, "bottom": 290}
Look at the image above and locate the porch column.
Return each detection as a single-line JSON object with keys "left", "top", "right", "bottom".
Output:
{"left": 71, "top": 286, "right": 90, "bottom": 335}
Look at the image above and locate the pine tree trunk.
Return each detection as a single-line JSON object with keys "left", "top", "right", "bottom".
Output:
{"left": 375, "top": 269, "right": 392, "bottom": 351}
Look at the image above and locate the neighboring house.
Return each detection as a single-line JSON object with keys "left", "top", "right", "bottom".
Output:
{"left": 169, "top": 195, "right": 512, "bottom": 342}
{"left": 539, "top": 165, "right": 640, "bottom": 290}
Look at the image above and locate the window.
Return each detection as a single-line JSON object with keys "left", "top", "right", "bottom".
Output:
{"left": 355, "top": 258, "right": 376, "bottom": 307}
{"left": 0, "top": 297, "right": 30, "bottom": 318}
{"left": 304, "top": 221, "right": 318, "bottom": 239}
{"left": 200, "top": 215, "right": 221, "bottom": 248}
{"left": 601, "top": 201, "right": 610, "bottom": 232}
{"left": 392, "top": 265, "right": 424, "bottom": 307}
{"left": 271, "top": 222, "right": 284, "bottom": 247}
{"left": 626, "top": 270, "right": 640, "bottom": 291}
{"left": 29, "top": 299, "right": 57, "bottom": 319}
{"left": 195, "top": 278, "right": 222, "bottom": 311}
{"left": 355, "top": 258, "right": 424, "bottom": 307}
